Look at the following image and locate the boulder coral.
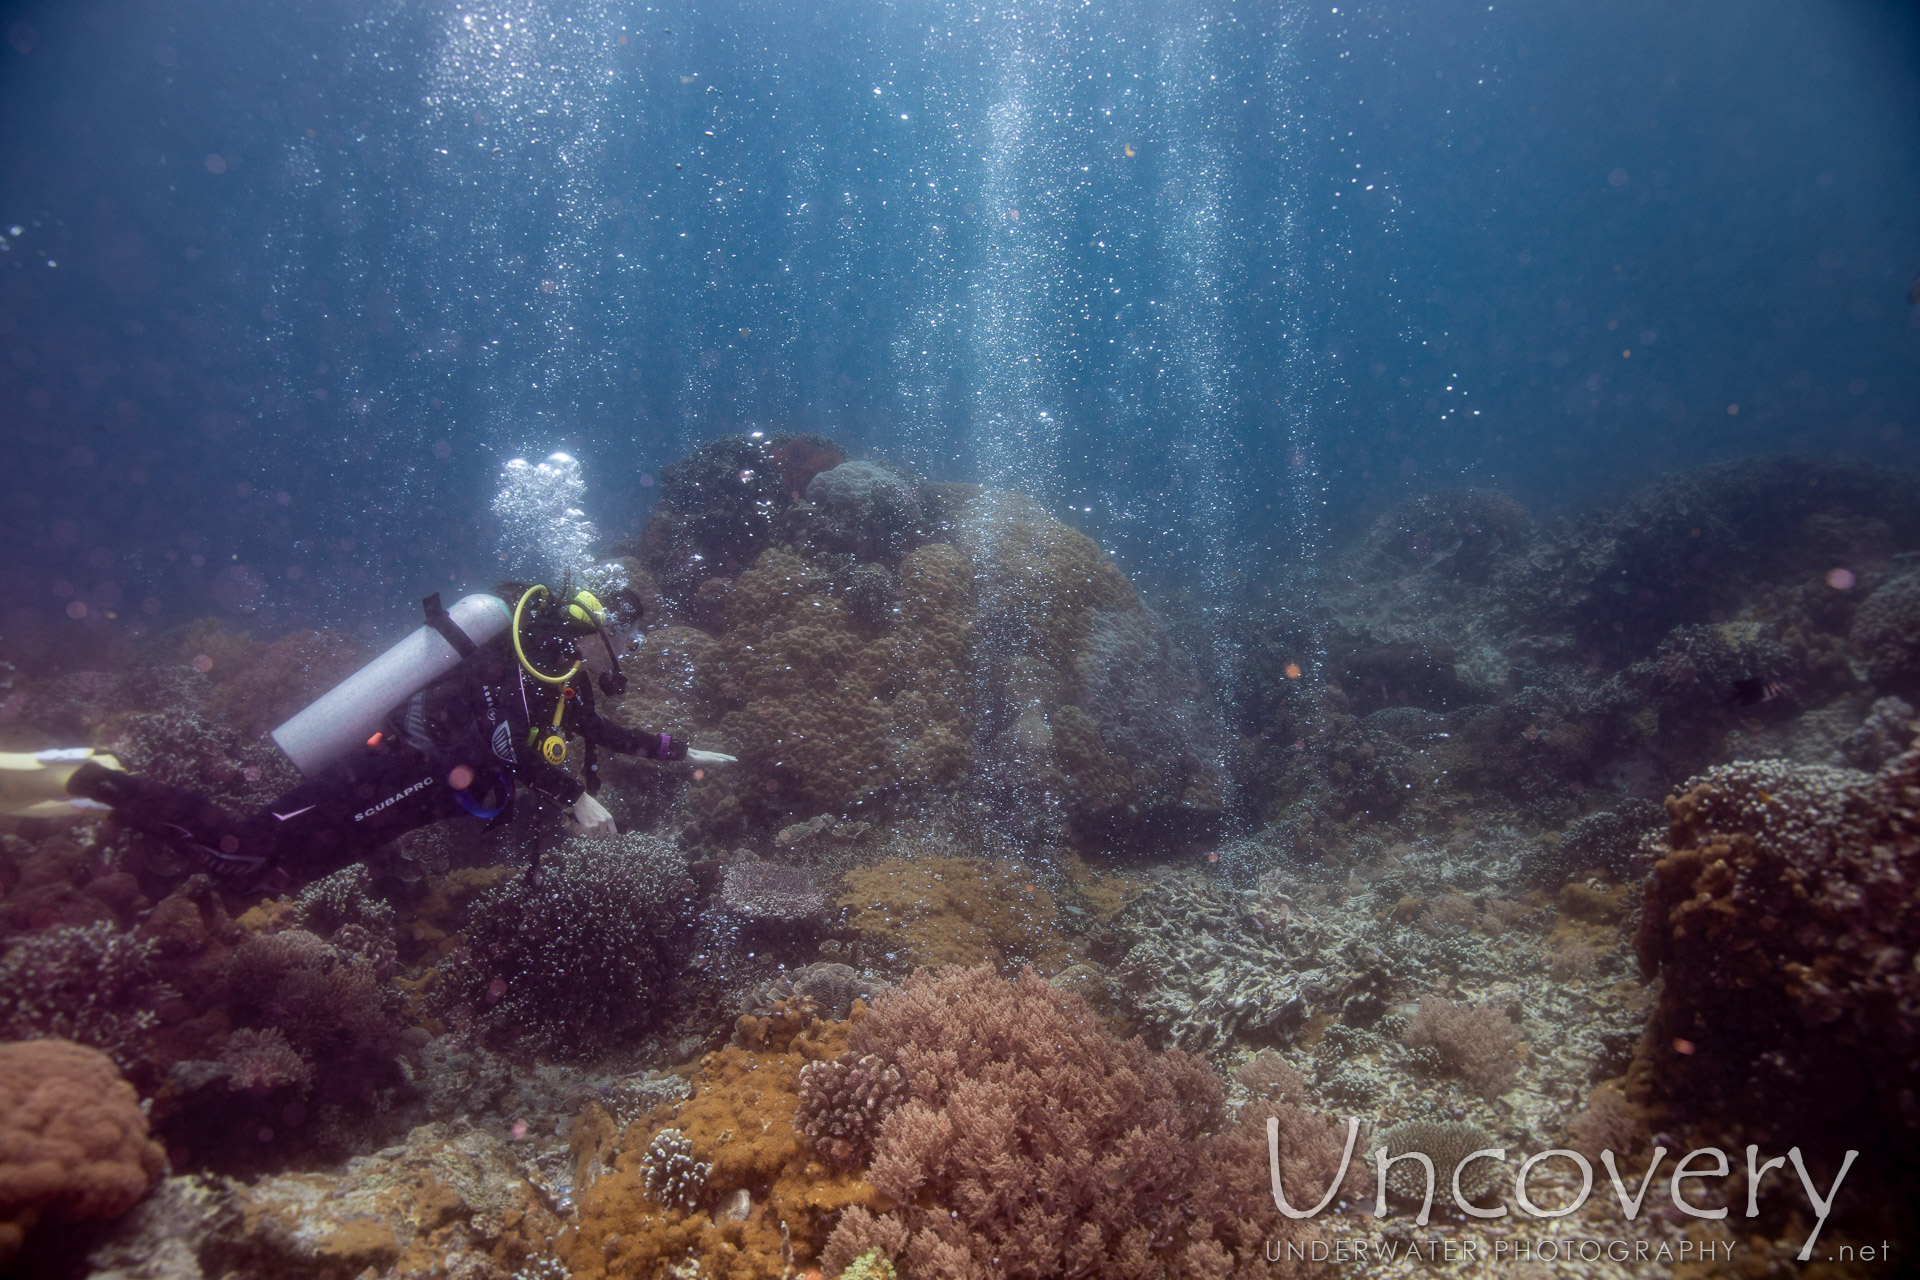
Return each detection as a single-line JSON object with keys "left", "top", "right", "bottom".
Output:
{"left": 0, "top": 1038, "right": 165, "bottom": 1266}
{"left": 713, "top": 543, "right": 974, "bottom": 818}
{"left": 629, "top": 437, "right": 1227, "bottom": 844}
{"left": 1632, "top": 750, "right": 1920, "bottom": 1160}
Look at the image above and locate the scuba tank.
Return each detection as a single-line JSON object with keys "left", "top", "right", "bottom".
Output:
{"left": 271, "top": 592, "right": 512, "bottom": 777}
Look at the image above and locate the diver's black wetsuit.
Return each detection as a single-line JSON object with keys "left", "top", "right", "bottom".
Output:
{"left": 71, "top": 630, "right": 685, "bottom": 885}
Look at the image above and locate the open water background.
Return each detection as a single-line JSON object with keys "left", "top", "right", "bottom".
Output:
{"left": 1, "top": 0, "right": 1916, "bottom": 661}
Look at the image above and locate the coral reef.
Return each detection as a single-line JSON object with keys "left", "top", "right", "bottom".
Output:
{"left": 1633, "top": 750, "right": 1920, "bottom": 1158}
{"left": 1838, "top": 694, "right": 1916, "bottom": 770}
{"left": 0, "top": 922, "right": 169, "bottom": 1076}
{"left": 821, "top": 964, "right": 1334, "bottom": 1279}
{"left": 801, "top": 461, "right": 929, "bottom": 564}
{"left": 561, "top": 1029, "right": 888, "bottom": 1279}
{"left": 0, "top": 1038, "right": 164, "bottom": 1267}
{"left": 1231, "top": 1050, "right": 1308, "bottom": 1100}
{"left": 638, "top": 1128, "right": 710, "bottom": 1211}
{"left": 1401, "top": 996, "right": 1522, "bottom": 1097}
{"left": 215, "top": 1025, "right": 312, "bottom": 1095}
{"left": 712, "top": 543, "right": 975, "bottom": 819}
{"left": 293, "top": 862, "right": 397, "bottom": 937}
{"left": 1563, "top": 1080, "right": 1645, "bottom": 1165}
{"left": 1544, "top": 800, "right": 1664, "bottom": 886}
{"left": 621, "top": 436, "right": 1228, "bottom": 844}
{"left": 835, "top": 1247, "right": 899, "bottom": 1280}
{"left": 85, "top": 1122, "right": 563, "bottom": 1280}
{"left": 1113, "top": 872, "right": 1361, "bottom": 1053}
{"left": 720, "top": 857, "right": 828, "bottom": 924}
{"left": 742, "top": 962, "right": 885, "bottom": 1023}
{"left": 795, "top": 1051, "right": 907, "bottom": 1169}
{"left": 1848, "top": 568, "right": 1920, "bottom": 692}
{"left": 1373, "top": 1118, "right": 1501, "bottom": 1202}
{"left": 639, "top": 433, "right": 847, "bottom": 606}
{"left": 438, "top": 833, "right": 690, "bottom": 1059}
{"left": 837, "top": 854, "right": 1078, "bottom": 973}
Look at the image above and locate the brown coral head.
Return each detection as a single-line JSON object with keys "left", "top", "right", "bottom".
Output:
{"left": 0, "top": 1037, "right": 164, "bottom": 1252}
{"left": 767, "top": 434, "right": 848, "bottom": 499}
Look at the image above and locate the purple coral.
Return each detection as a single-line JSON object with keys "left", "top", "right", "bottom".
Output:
{"left": 217, "top": 1027, "right": 312, "bottom": 1095}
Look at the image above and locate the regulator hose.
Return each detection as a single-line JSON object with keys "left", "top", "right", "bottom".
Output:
{"left": 512, "top": 585, "right": 583, "bottom": 685}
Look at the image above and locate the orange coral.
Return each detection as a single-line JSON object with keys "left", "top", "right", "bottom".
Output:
{"left": 562, "top": 1021, "right": 889, "bottom": 1280}
{"left": 0, "top": 1038, "right": 164, "bottom": 1266}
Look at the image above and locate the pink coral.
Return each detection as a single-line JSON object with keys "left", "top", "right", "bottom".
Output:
{"left": 1402, "top": 996, "right": 1521, "bottom": 1097}
{"left": 820, "top": 965, "right": 1332, "bottom": 1279}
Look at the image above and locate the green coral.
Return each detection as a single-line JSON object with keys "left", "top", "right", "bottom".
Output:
{"left": 837, "top": 1250, "right": 898, "bottom": 1280}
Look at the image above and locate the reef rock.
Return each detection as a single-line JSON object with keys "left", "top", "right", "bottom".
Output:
{"left": 84, "top": 1123, "right": 561, "bottom": 1280}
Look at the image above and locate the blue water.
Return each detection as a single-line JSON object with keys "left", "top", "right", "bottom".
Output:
{"left": 1, "top": 0, "right": 1916, "bottom": 661}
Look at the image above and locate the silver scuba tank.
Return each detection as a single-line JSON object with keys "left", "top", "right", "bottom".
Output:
{"left": 270, "top": 593, "right": 512, "bottom": 777}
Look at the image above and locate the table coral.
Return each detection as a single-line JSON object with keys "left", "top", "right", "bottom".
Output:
{"left": 0, "top": 1038, "right": 164, "bottom": 1266}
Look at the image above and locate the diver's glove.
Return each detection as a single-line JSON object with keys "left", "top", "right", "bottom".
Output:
{"left": 685, "top": 749, "right": 738, "bottom": 766}
{"left": 565, "top": 791, "right": 617, "bottom": 838}
{"left": 0, "top": 748, "right": 122, "bottom": 819}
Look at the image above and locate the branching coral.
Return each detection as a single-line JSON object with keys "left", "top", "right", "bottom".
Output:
{"left": 0, "top": 923, "right": 167, "bottom": 1077}
{"left": 439, "top": 833, "right": 690, "bottom": 1059}
{"left": 294, "top": 863, "right": 397, "bottom": 938}
{"left": 1114, "top": 873, "right": 1360, "bottom": 1054}
{"left": 639, "top": 1128, "right": 710, "bottom": 1211}
{"left": 820, "top": 964, "right": 1333, "bottom": 1279}
{"left": 0, "top": 1038, "right": 164, "bottom": 1267}
{"left": 796, "top": 1051, "right": 907, "bottom": 1169}
{"left": 1401, "top": 996, "right": 1522, "bottom": 1097}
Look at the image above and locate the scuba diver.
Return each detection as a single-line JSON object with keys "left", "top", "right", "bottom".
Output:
{"left": 0, "top": 583, "right": 733, "bottom": 890}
